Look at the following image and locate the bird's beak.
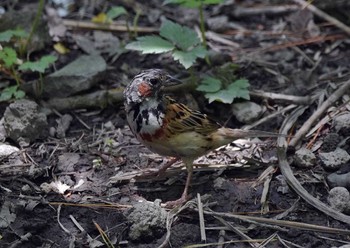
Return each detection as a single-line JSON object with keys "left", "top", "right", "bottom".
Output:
{"left": 165, "top": 75, "right": 182, "bottom": 86}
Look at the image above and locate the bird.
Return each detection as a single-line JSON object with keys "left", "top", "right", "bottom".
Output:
{"left": 123, "top": 69, "right": 281, "bottom": 207}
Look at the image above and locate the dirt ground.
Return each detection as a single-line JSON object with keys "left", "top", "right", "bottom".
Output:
{"left": 1, "top": 0, "right": 350, "bottom": 247}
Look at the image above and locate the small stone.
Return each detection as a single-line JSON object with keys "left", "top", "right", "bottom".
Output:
{"left": 327, "top": 187, "right": 350, "bottom": 213}
{"left": 22, "top": 54, "right": 107, "bottom": 98}
{"left": 293, "top": 148, "right": 316, "bottom": 168}
{"left": 320, "top": 133, "right": 340, "bottom": 152}
{"left": 21, "top": 184, "right": 31, "bottom": 193}
{"left": 0, "top": 143, "right": 19, "bottom": 157}
{"left": 333, "top": 113, "right": 350, "bottom": 136}
{"left": 231, "top": 101, "right": 265, "bottom": 124}
{"left": 327, "top": 171, "right": 350, "bottom": 188}
{"left": 3, "top": 99, "right": 48, "bottom": 144}
{"left": 207, "top": 16, "right": 230, "bottom": 32}
{"left": 319, "top": 148, "right": 350, "bottom": 170}
{"left": 213, "top": 177, "right": 226, "bottom": 190}
{"left": 127, "top": 200, "right": 167, "bottom": 241}
{"left": 104, "top": 121, "right": 115, "bottom": 131}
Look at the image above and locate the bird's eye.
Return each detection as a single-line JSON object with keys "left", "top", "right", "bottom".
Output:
{"left": 149, "top": 78, "right": 159, "bottom": 85}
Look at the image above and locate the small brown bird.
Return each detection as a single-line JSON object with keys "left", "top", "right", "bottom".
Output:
{"left": 124, "top": 69, "right": 280, "bottom": 207}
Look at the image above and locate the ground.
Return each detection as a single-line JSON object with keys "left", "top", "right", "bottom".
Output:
{"left": 1, "top": 0, "right": 350, "bottom": 247}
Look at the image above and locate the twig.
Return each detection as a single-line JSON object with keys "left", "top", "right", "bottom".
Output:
{"left": 250, "top": 91, "right": 315, "bottom": 105}
{"left": 62, "top": 19, "right": 157, "bottom": 33}
{"left": 70, "top": 215, "right": 104, "bottom": 247}
{"left": 243, "top": 104, "right": 297, "bottom": 130}
{"left": 215, "top": 217, "right": 259, "bottom": 248}
{"left": 292, "top": 0, "right": 350, "bottom": 36}
{"left": 57, "top": 204, "right": 71, "bottom": 234}
{"left": 202, "top": 208, "right": 350, "bottom": 234}
{"left": 233, "top": 5, "right": 300, "bottom": 17}
{"left": 159, "top": 200, "right": 195, "bottom": 248}
{"left": 217, "top": 230, "right": 225, "bottom": 248}
{"left": 289, "top": 80, "right": 350, "bottom": 147}
{"left": 197, "top": 194, "right": 206, "bottom": 242}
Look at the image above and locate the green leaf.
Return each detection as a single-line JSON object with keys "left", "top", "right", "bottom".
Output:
{"left": 227, "top": 79, "right": 250, "bottom": 100}
{"left": 197, "top": 76, "right": 222, "bottom": 92}
{"left": 204, "top": 79, "right": 250, "bottom": 103}
{"left": 172, "top": 46, "right": 207, "bottom": 69}
{"left": 204, "top": 90, "right": 234, "bottom": 104}
{"left": 126, "top": 36, "right": 175, "bottom": 54}
{"left": 160, "top": 20, "right": 200, "bottom": 50}
{"left": 19, "top": 55, "right": 57, "bottom": 73}
{"left": 0, "top": 85, "right": 18, "bottom": 102}
{"left": 163, "top": 0, "right": 224, "bottom": 8}
{"left": 0, "top": 29, "right": 28, "bottom": 42}
{"left": 14, "top": 89, "right": 25, "bottom": 99}
{"left": 0, "top": 47, "right": 17, "bottom": 67}
{"left": 107, "top": 6, "right": 127, "bottom": 20}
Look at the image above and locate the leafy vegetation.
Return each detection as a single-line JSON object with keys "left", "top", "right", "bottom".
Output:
{"left": 127, "top": 0, "right": 249, "bottom": 103}
{"left": 0, "top": 29, "right": 57, "bottom": 101}
{"left": 126, "top": 19, "right": 207, "bottom": 69}
{"left": 197, "top": 64, "right": 250, "bottom": 103}
{"left": 163, "top": 0, "right": 224, "bottom": 56}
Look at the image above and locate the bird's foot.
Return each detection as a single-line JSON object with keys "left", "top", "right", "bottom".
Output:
{"left": 164, "top": 193, "right": 190, "bottom": 208}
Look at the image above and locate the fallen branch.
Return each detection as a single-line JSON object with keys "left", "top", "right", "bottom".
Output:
{"left": 62, "top": 19, "right": 157, "bottom": 33}
{"left": 233, "top": 4, "right": 299, "bottom": 17}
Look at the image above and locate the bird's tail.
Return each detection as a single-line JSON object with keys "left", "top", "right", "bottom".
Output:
{"left": 210, "top": 127, "right": 281, "bottom": 149}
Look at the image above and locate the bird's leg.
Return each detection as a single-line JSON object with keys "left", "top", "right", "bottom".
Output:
{"left": 138, "top": 157, "right": 179, "bottom": 178}
{"left": 157, "top": 157, "right": 179, "bottom": 176}
{"left": 164, "top": 162, "right": 193, "bottom": 208}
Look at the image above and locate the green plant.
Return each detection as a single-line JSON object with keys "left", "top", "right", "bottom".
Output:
{"left": 92, "top": 5, "right": 140, "bottom": 38}
{"left": 163, "top": 0, "right": 224, "bottom": 57}
{"left": 0, "top": 29, "right": 57, "bottom": 101}
{"left": 126, "top": 19, "right": 207, "bottom": 69}
{"left": 197, "top": 64, "right": 250, "bottom": 103}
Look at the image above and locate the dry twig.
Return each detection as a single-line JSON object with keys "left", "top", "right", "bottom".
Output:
{"left": 289, "top": 80, "right": 350, "bottom": 147}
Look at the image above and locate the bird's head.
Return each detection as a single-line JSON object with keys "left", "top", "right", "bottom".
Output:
{"left": 124, "top": 69, "right": 182, "bottom": 104}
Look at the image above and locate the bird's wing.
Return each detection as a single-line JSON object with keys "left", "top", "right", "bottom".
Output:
{"left": 164, "top": 96, "right": 221, "bottom": 135}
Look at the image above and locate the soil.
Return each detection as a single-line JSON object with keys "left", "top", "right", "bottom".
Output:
{"left": 1, "top": 0, "right": 350, "bottom": 247}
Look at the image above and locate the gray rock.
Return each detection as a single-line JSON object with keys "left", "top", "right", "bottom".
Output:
{"left": 293, "top": 148, "right": 316, "bottom": 168}
{"left": 321, "top": 133, "right": 340, "bottom": 152}
{"left": 333, "top": 113, "right": 350, "bottom": 136}
{"left": 231, "top": 101, "right": 265, "bottom": 124}
{"left": 327, "top": 187, "right": 350, "bottom": 213}
{"left": 23, "top": 55, "right": 106, "bottom": 98}
{"left": 0, "top": 143, "right": 19, "bottom": 157}
{"left": 127, "top": 200, "right": 167, "bottom": 241}
{"left": 319, "top": 148, "right": 350, "bottom": 170}
{"left": 3, "top": 99, "right": 48, "bottom": 145}
{"left": 327, "top": 171, "right": 350, "bottom": 188}
{"left": 0, "top": 119, "right": 7, "bottom": 142}
{"left": 207, "top": 16, "right": 230, "bottom": 32}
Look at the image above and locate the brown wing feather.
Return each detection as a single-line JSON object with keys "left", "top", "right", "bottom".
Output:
{"left": 164, "top": 96, "right": 220, "bottom": 135}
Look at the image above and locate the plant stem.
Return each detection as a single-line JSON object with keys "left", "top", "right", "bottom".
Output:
{"left": 199, "top": 4, "right": 211, "bottom": 65}
{"left": 133, "top": 9, "right": 142, "bottom": 38}
{"left": 11, "top": 66, "right": 20, "bottom": 85}
{"left": 21, "top": 0, "right": 45, "bottom": 56}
